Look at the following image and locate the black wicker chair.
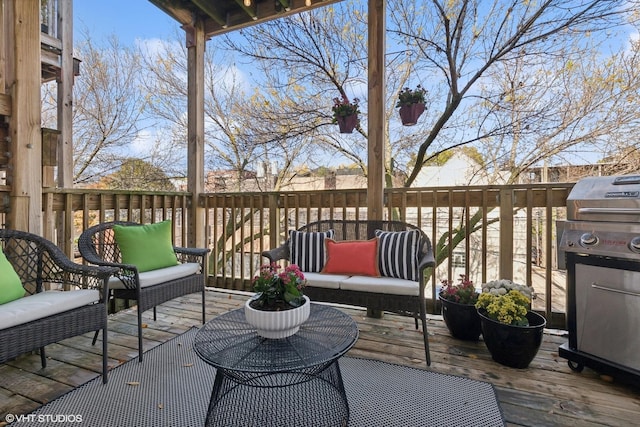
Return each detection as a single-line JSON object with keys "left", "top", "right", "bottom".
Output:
{"left": 78, "top": 221, "right": 209, "bottom": 361}
{"left": 0, "top": 229, "right": 116, "bottom": 383}
{"left": 262, "top": 219, "right": 435, "bottom": 366}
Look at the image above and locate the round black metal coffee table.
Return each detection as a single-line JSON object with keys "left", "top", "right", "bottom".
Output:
{"left": 193, "top": 303, "right": 359, "bottom": 427}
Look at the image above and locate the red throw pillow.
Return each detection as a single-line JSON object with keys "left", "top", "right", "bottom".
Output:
{"left": 322, "top": 238, "right": 380, "bottom": 277}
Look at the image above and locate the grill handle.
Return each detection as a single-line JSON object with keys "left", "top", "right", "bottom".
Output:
{"left": 577, "top": 207, "right": 640, "bottom": 215}
{"left": 592, "top": 283, "right": 640, "bottom": 298}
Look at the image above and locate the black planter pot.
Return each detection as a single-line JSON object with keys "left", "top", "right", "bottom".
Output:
{"left": 478, "top": 310, "right": 546, "bottom": 369}
{"left": 440, "top": 296, "right": 482, "bottom": 341}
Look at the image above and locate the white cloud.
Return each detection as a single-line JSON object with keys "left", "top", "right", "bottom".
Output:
{"left": 130, "top": 129, "right": 155, "bottom": 155}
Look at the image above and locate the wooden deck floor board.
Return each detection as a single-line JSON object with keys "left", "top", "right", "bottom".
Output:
{"left": 1, "top": 289, "right": 639, "bottom": 427}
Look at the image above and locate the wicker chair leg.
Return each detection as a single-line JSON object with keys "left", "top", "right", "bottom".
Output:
{"left": 40, "top": 347, "right": 46, "bottom": 368}
{"left": 137, "top": 308, "right": 144, "bottom": 362}
{"left": 92, "top": 330, "right": 100, "bottom": 346}
{"left": 102, "top": 327, "right": 108, "bottom": 384}
{"left": 201, "top": 289, "right": 206, "bottom": 324}
{"left": 153, "top": 307, "right": 157, "bottom": 322}
{"left": 419, "top": 303, "right": 431, "bottom": 366}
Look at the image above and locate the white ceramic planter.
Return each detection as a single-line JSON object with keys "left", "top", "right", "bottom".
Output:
{"left": 244, "top": 295, "right": 311, "bottom": 339}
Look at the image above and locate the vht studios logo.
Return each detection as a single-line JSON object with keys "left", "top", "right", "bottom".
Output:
{"left": 4, "top": 414, "right": 83, "bottom": 423}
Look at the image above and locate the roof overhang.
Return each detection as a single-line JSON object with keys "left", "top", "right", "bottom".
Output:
{"left": 149, "top": 0, "right": 343, "bottom": 38}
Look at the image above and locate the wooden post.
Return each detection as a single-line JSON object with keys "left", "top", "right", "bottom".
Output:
{"left": 0, "top": 0, "right": 5, "bottom": 99}
{"left": 8, "top": 0, "right": 41, "bottom": 233}
{"left": 56, "top": 0, "right": 74, "bottom": 254}
{"left": 41, "top": 128, "right": 59, "bottom": 188}
{"left": 268, "top": 192, "right": 280, "bottom": 255}
{"left": 367, "top": 0, "right": 385, "bottom": 222}
{"left": 57, "top": 0, "right": 73, "bottom": 188}
{"left": 186, "top": 21, "right": 206, "bottom": 248}
{"left": 367, "top": 0, "right": 385, "bottom": 318}
{"left": 499, "top": 188, "right": 514, "bottom": 279}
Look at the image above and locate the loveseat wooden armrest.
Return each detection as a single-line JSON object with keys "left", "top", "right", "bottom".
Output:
{"left": 261, "top": 219, "right": 435, "bottom": 365}
{"left": 0, "top": 229, "right": 117, "bottom": 383}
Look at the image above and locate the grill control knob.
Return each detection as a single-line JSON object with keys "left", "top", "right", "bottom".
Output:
{"left": 630, "top": 237, "right": 640, "bottom": 253}
{"left": 580, "top": 233, "right": 598, "bottom": 247}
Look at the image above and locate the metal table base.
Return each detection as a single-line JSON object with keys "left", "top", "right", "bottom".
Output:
{"left": 194, "top": 303, "right": 358, "bottom": 427}
{"left": 206, "top": 360, "right": 349, "bottom": 427}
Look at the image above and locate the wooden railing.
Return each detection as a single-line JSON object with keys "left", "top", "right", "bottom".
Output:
{"left": 39, "top": 183, "right": 574, "bottom": 329}
{"left": 41, "top": 188, "right": 192, "bottom": 256}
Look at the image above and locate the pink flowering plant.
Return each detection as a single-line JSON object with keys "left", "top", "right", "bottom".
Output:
{"left": 439, "top": 274, "right": 479, "bottom": 305}
{"left": 251, "top": 263, "right": 307, "bottom": 310}
{"left": 396, "top": 85, "right": 427, "bottom": 107}
{"left": 331, "top": 95, "right": 360, "bottom": 122}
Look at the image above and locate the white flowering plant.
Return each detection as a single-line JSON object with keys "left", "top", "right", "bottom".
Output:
{"left": 481, "top": 279, "right": 535, "bottom": 299}
{"left": 475, "top": 279, "right": 536, "bottom": 326}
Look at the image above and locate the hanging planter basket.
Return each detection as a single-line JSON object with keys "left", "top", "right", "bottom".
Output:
{"left": 336, "top": 114, "right": 358, "bottom": 134}
{"left": 399, "top": 103, "right": 426, "bottom": 126}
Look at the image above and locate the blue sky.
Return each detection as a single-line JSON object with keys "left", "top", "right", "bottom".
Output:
{"left": 74, "top": 1, "right": 180, "bottom": 44}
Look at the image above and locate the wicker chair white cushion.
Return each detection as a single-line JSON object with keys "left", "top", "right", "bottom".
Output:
{"left": 0, "top": 289, "right": 100, "bottom": 330}
{"left": 108, "top": 263, "right": 200, "bottom": 289}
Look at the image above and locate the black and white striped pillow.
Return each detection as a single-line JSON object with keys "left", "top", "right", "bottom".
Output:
{"left": 289, "top": 229, "right": 335, "bottom": 272}
{"left": 375, "top": 229, "right": 421, "bottom": 281}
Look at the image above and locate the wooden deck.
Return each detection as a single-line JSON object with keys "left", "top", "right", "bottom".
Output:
{"left": 1, "top": 289, "right": 638, "bottom": 426}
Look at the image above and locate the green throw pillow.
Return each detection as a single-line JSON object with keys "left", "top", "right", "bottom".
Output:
{"left": 0, "top": 248, "right": 24, "bottom": 304}
{"left": 113, "top": 220, "right": 178, "bottom": 273}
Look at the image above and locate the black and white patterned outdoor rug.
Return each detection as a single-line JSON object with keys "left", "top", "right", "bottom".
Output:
{"left": 12, "top": 328, "right": 504, "bottom": 426}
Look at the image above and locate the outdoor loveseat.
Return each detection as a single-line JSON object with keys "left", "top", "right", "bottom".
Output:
{"left": 0, "top": 229, "right": 116, "bottom": 383}
{"left": 262, "top": 219, "right": 435, "bottom": 365}
{"left": 78, "top": 221, "right": 209, "bottom": 361}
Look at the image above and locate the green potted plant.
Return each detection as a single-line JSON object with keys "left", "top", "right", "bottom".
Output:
{"left": 332, "top": 95, "right": 360, "bottom": 133}
{"left": 475, "top": 280, "right": 546, "bottom": 368}
{"left": 396, "top": 85, "right": 427, "bottom": 125}
{"left": 245, "top": 263, "right": 310, "bottom": 338}
{"left": 439, "top": 275, "right": 481, "bottom": 341}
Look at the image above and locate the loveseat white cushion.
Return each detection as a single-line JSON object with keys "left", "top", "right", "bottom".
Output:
{"left": 0, "top": 289, "right": 100, "bottom": 330}
{"left": 108, "top": 263, "right": 200, "bottom": 289}
{"left": 340, "top": 275, "right": 419, "bottom": 296}
{"left": 303, "top": 272, "right": 350, "bottom": 290}
{"left": 304, "top": 271, "right": 419, "bottom": 296}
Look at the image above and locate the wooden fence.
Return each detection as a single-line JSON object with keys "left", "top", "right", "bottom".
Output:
{"left": 37, "top": 183, "right": 573, "bottom": 328}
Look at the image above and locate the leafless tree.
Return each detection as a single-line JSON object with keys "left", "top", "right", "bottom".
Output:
{"left": 223, "top": 4, "right": 402, "bottom": 178}
{"left": 71, "top": 34, "right": 149, "bottom": 185}
{"left": 391, "top": 0, "right": 640, "bottom": 186}
{"left": 140, "top": 34, "right": 320, "bottom": 192}
{"left": 224, "top": 0, "right": 640, "bottom": 187}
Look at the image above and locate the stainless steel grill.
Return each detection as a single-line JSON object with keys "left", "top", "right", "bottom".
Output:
{"left": 559, "top": 175, "right": 640, "bottom": 385}
{"left": 561, "top": 175, "right": 640, "bottom": 259}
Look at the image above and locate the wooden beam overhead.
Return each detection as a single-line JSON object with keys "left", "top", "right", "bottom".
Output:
{"left": 149, "top": 0, "right": 343, "bottom": 38}
{"left": 277, "top": 0, "right": 291, "bottom": 12}
{"left": 232, "top": 0, "right": 257, "bottom": 20}
{"left": 191, "top": 0, "right": 227, "bottom": 28}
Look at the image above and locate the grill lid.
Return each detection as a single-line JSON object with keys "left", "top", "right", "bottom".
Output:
{"left": 567, "top": 175, "right": 640, "bottom": 222}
